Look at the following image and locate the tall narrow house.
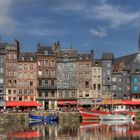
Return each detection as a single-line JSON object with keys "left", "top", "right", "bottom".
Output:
{"left": 5, "top": 40, "right": 20, "bottom": 101}
{"left": 36, "top": 42, "right": 59, "bottom": 110}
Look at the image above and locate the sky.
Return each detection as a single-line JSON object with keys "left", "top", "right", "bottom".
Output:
{"left": 0, "top": 0, "right": 140, "bottom": 58}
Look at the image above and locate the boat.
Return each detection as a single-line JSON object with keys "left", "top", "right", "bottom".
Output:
{"left": 79, "top": 106, "right": 136, "bottom": 121}
{"left": 29, "top": 120, "right": 58, "bottom": 126}
{"left": 28, "top": 114, "right": 58, "bottom": 121}
{"left": 99, "top": 114, "right": 132, "bottom": 121}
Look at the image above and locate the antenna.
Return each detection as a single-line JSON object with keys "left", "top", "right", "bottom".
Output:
{"left": 70, "top": 38, "right": 73, "bottom": 49}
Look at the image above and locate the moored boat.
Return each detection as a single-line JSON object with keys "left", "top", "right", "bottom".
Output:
{"left": 79, "top": 108, "right": 136, "bottom": 121}
{"left": 28, "top": 114, "right": 58, "bottom": 121}
{"left": 99, "top": 114, "right": 132, "bottom": 121}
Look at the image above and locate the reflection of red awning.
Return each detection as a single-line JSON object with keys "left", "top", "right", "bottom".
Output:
{"left": 57, "top": 100, "right": 77, "bottom": 105}
{"left": 123, "top": 100, "right": 140, "bottom": 105}
{"left": 6, "top": 101, "right": 42, "bottom": 107}
{"left": 8, "top": 131, "right": 41, "bottom": 138}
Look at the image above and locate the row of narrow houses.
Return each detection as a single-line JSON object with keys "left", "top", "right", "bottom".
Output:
{"left": 0, "top": 35, "right": 140, "bottom": 110}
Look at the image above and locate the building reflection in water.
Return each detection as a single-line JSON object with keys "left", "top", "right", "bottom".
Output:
{"left": 1, "top": 120, "right": 140, "bottom": 139}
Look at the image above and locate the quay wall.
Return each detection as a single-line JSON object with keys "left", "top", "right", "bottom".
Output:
{"left": 0, "top": 112, "right": 81, "bottom": 122}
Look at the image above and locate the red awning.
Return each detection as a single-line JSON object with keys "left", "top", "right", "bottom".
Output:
{"left": 123, "top": 100, "right": 140, "bottom": 105}
{"left": 57, "top": 100, "right": 77, "bottom": 105}
{"left": 6, "top": 101, "right": 42, "bottom": 107}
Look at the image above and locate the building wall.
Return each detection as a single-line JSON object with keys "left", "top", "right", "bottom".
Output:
{"left": 5, "top": 45, "right": 19, "bottom": 101}
{"left": 92, "top": 66, "right": 102, "bottom": 98}
{"left": 0, "top": 46, "right": 6, "bottom": 102}
{"left": 102, "top": 60, "right": 112, "bottom": 98}
{"left": 37, "top": 53, "right": 57, "bottom": 110}
{"left": 17, "top": 61, "right": 37, "bottom": 101}
{"left": 57, "top": 62, "right": 77, "bottom": 99}
{"left": 77, "top": 60, "right": 92, "bottom": 99}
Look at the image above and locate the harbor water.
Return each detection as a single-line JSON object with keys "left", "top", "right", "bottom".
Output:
{"left": 0, "top": 118, "right": 140, "bottom": 140}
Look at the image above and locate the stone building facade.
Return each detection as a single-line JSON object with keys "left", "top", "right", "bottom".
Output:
{"left": 77, "top": 51, "right": 93, "bottom": 106}
{"left": 17, "top": 52, "right": 37, "bottom": 101}
{"left": 102, "top": 53, "right": 114, "bottom": 99}
{"left": 57, "top": 49, "right": 77, "bottom": 106}
{"left": 92, "top": 59, "right": 102, "bottom": 99}
{"left": 0, "top": 43, "right": 7, "bottom": 107}
{"left": 36, "top": 42, "right": 60, "bottom": 110}
{"left": 5, "top": 40, "right": 20, "bottom": 101}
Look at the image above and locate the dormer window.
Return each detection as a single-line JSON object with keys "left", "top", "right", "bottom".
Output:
{"left": 21, "top": 57, "right": 25, "bottom": 61}
{"left": 44, "top": 50, "right": 48, "bottom": 55}
{"left": 30, "top": 57, "right": 33, "bottom": 61}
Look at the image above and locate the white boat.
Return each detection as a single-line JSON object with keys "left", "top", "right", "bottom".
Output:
{"left": 100, "top": 114, "right": 132, "bottom": 121}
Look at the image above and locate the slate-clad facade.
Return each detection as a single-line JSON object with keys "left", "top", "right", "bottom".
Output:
{"left": 0, "top": 44, "right": 6, "bottom": 107}
{"left": 57, "top": 49, "right": 77, "bottom": 106}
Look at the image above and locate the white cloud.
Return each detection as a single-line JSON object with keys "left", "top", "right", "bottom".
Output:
{"left": 89, "top": 1, "right": 140, "bottom": 28}
{"left": 0, "top": 0, "right": 17, "bottom": 35}
{"left": 89, "top": 27, "right": 107, "bottom": 37}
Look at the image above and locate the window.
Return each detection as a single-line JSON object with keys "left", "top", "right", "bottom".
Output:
{"left": 112, "top": 85, "right": 117, "bottom": 90}
{"left": 30, "top": 57, "right": 33, "bottom": 61}
{"left": 112, "top": 77, "right": 116, "bottom": 82}
{"left": 134, "top": 86, "right": 138, "bottom": 92}
{"left": 18, "top": 64, "right": 22, "bottom": 70}
{"left": 0, "top": 68, "right": 4, "bottom": 73}
{"left": 30, "top": 89, "right": 33, "bottom": 94}
{"left": 72, "top": 91, "right": 75, "bottom": 97}
{"left": 134, "top": 77, "right": 138, "bottom": 83}
{"left": 38, "top": 60, "right": 42, "bottom": 66}
{"left": 24, "top": 72, "right": 28, "bottom": 79}
{"left": 24, "top": 89, "right": 28, "bottom": 94}
{"left": 59, "top": 92, "right": 62, "bottom": 97}
{"left": 30, "top": 82, "right": 33, "bottom": 86}
{"left": 19, "top": 89, "right": 22, "bottom": 94}
{"left": 64, "top": 73, "right": 69, "bottom": 79}
{"left": 8, "top": 90, "right": 11, "bottom": 94}
{"left": 107, "top": 63, "right": 111, "bottom": 67}
{"left": 98, "top": 84, "right": 101, "bottom": 90}
{"left": 44, "top": 50, "right": 48, "bottom": 54}
{"left": 79, "top": 64, "right": 83, "bottom": 70}
{"left": 13, "top": 90, "right": 16, "bottom": 94}
{"left": 45, "top": 60, "right": 48, "bottom": 67}
{"left": 85, "top": 81, "right": 89, "bottom": 88}
{"left": 85, "top": 64, "right": 90, "bottom": 71}
{"left": 107, "top": 70, "right": 111, "bottom": 75}
{"left": 39, "top": 80, "right": 42, "bottom": 86}
{"left": 79, "top": 91, "right": 83, "bottom": 97}
{"left": 51, "top": 91, "right": 55, "bottom": 97}
{"left": 21, "top": 57, "right": 25, "bottom": 61}
{"left": 24, "top": 64, "right": 27, "bottom": 70}
{"left": 65, "top": 91, "right": 69, "bottom": 97}
{"left": 46, "top": 70, "right": 49, "bottom": 77}
{"left": 45, "top": 80, "right": 48, "bottom": 86}
{"left": 38, "top": 70, "right": 42, "bottom": 76}
{"left": 39, "top": 92, "right": 42, "bottom": 97}
{"left": 14, "top": 71, "right": 16, "bottom": 77}
{"left": 51, "top": 80, "right": 54, "bottom": 86}
{"left": 8, "top": 71, "right": 11, "bottom": 76}
{"left": 30, "top": 64, "right": 33, "bottom": 70}
{"left": 0, "top": 78, "right": 3, "bottom": 84}
{"left": 51, "top": 60, "right": 55, "bottom": 67}
{"left": 30, "top": 73, "right": 33, "bottom": 79}
{"left": 93, "top": 84, "right": 96, "bottom": 90}
{"left": 51, "top": 70, "right": 55, "bottom": 77}
{"left": 45, "top": 91, "right": 48, "bottom": 97}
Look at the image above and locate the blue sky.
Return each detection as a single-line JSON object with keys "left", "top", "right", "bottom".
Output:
{"left": 0, "top": 0, "right": 140, "bottom": 58}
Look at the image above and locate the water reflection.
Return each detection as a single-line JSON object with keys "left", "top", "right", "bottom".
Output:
{"left": 0, "top": 119, "right": 140, "bottom": 139}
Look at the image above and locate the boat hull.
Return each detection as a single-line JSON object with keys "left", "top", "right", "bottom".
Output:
{"left": 100, "top": 114, "right": 132, "bottom": 121}
{"left": 79, "top": 109, "right": 136, "bottom": 121}
{"left": 28, "top": 114, "right": 58, "bottom": 121}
